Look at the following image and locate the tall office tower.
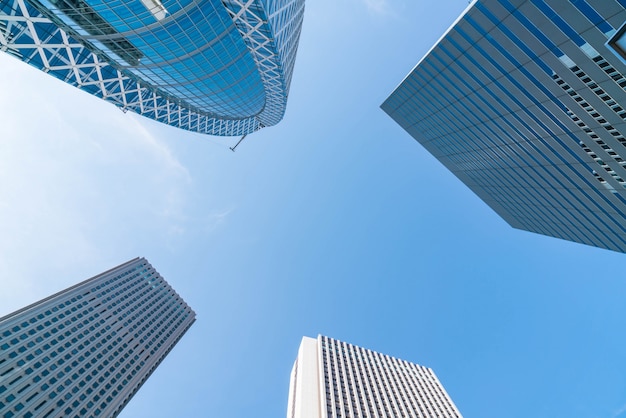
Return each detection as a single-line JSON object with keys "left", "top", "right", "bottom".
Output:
{"left": 382, "top": 0, "right": 626, "bottom": 252}
{"left": 0, "top": 0, "right": 305, "bottom": 136}
{"left": 287, "top": 335, "right": 462, "bottom": 418}
{"left": 0, "top": 257, "right": 195, "bottom": 418}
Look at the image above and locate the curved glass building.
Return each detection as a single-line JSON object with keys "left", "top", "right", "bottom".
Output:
{"left": 0, "top": 0, "right": 305, "bottom": 136}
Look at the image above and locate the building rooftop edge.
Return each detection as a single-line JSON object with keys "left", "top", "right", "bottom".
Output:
{"left": 313, "top": 334, "right": 435, "bottom": 370}
{"left": 381, "top": 0, "right": 478, "bottom": 111}
{"left": 0, "top": 257, "right": 142, "bottom": 323}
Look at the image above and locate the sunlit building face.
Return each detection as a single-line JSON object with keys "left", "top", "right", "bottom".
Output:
{"left": 0, "top": 0, "right": 305, "bottom": 136}
{"left": 0, "top": 258, "right": 195, "bottom": 418}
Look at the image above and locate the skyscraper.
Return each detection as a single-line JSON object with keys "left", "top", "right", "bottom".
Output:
{"left": 382, "top": 0, "right": 626, "bottom": 252}
{"left": 0, "top": 0, "right": 305, "bottom": 136}
{"left": 0, "top": 257, "right": 195, "bottom": 418}
{"left": 287, "top": 335, "right": 462, "bottom": 418}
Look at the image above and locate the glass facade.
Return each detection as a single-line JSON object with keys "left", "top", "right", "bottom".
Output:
{"left": 0, "top": 0, "right": 305, "bottom": 136}
{"left": 0, "top": 258, "right": 195, "bottom": 418}
{"left": 382, "top": 0, "right": 626, "bottom": 253}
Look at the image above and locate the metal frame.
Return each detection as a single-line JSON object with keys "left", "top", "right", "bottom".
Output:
{"left": 0, "top": 0, "right": 304, "bottom": 136}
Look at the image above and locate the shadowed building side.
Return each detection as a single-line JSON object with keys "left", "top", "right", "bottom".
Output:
{"left": 382, "top": 0, "right": 626, "bottom": 253}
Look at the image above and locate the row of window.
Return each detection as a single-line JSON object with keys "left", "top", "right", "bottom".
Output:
{"left": 0, "top": 261, "right": 194, "bottom": 418}
{"left": 320, "top": 337, "right": 460, "bottom": 418}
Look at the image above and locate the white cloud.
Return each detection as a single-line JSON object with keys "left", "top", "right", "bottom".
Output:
{"left": 0, "top": 54, "right": 193, "bottom": 314}
{"left": 613, "top": 403, "right": 626, "bottom": 418}
{"left": 363, "top": 0, "right": 390, "bottom": 14}
{"left": 359, "top": 0, "right": 404, "bottom": 18}
{"left": 203, "top": 208, "right": 235, "bottom": 233}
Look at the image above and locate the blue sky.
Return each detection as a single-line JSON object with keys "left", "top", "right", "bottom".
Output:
{"left": 2, "top": 0, "right": 626, "bottom": 417}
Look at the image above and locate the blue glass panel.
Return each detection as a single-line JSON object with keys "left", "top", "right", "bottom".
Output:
{"left": 569, "top": 0, "right": 613, "bottom": 34}
{"left": 497, "top": 0, "right": 562, "bottom": 55}
{"left": 531, "top": 0, "right": 586, "bottom": 46}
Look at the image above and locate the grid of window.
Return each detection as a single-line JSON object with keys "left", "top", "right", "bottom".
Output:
{"left": 0, "top": 257, "right": 195, "bottom": 418}
{"left": 39, "top": 0, "right": 266, "bottom": 118}
{"left": 319, "top": 336, "right": 461, "bottom": 418}
{"left": 0, "top": 0, "right": 305, "bottom": 136}
{"left": 552, "top": 74, "right": 626, "bottom": 189}
{"left": 382, "top": 0, "right": 626, "bottom": 253}
{"left": 263, "top": 0, "right": 307, "bottom": 93}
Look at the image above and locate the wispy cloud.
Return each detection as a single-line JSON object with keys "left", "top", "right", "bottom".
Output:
{"left": 203, "top": 208, "right": 234, "bottom": 233}
{"left": 361, "top": 0, "right": 395, "bottom": 16}
{"left": 0, "top": 53, "right": 194, "bottom": 312}
{"left": 364, "top": 0, "right": 389, "bottom": 14}
{"left": 126, "top": 115, "right": 191, "bottom": 182}
{"left": 613, "top": 403, "right": 626, "bottom": 417}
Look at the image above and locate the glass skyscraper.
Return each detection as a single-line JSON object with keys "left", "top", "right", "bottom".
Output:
{"left": 287, "top": 335, "right": 462, "bottom": 418}
{"left": 0, "top": 257, "right": 195, "bottom": 418}
{"left": 0, "top": 0, "right": 305, "bottom": 136}
{"left": 382, "top": 0, "right": 626, "bottom": 252}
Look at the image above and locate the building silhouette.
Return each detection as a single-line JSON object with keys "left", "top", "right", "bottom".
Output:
{"left": 382, "top": 0, "right": 626, "bottom": 252}
{"left": 0, "top": 0, "right": 305, "bottom": 136}
{"left": 287, "top": 335, "right": 462, "bottom": 418}
{"left": 0, "top": 257, "right": 195, "bottom": 418}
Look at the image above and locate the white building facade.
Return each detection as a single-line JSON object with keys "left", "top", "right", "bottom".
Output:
{"left": 0, "top": 257, "right": 195, "bottom": 418}
{"left": 287, "top": 335, "right": 462, "bottom": 418}
{"left": 382, "top": 0, "right": 626, "bottom": 252}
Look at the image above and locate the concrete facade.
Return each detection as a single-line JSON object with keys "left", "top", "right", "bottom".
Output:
{"left": 0, "top": 257, "right": 195, "bottom": 418}
{"left": 287, "top": 335, "right": 462, "bottom": 418}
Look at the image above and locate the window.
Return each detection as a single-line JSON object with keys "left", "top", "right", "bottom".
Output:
{"left": 608, "top": 22, "right": 626, "bottom": 64}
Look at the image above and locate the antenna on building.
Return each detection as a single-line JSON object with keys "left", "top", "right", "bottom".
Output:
{"left": 230, "top": 134, "right": 247, "bottom": 152}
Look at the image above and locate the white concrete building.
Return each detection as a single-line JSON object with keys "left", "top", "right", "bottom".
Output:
{"left": 287, "top": 335, "right": 462, "bottom": 418}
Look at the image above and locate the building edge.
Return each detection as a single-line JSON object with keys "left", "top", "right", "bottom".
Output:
{"left": 0, "top": 257, "right": 141, "bottom": 324}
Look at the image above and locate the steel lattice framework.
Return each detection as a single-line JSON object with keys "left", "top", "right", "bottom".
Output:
{"left": 0, "top": 0, "right": 305, "bottom": 136}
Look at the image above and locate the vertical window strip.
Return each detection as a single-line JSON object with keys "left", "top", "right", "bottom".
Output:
{"left": 432, "top": 42, "right": 622, "bottom": 246}
{"left": 414, "top": 60, "right": 580, "bottom": 242}
{"left": 568, "top": 0, "right": 614, "bottom": 35}
{"left": 531, "top": 0, "right": 586, "bottom": 46}
{"left": 458, "top": 17, "right": 626, "bottom": 236}
{"left": 476, "top": 2, "right": 552, "bottom": 75}
{"left": 497, "top": 0, "right": 562, "bottom": 54}
{"left": 424, "top": 49, "right": 600, "bottom": 244}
